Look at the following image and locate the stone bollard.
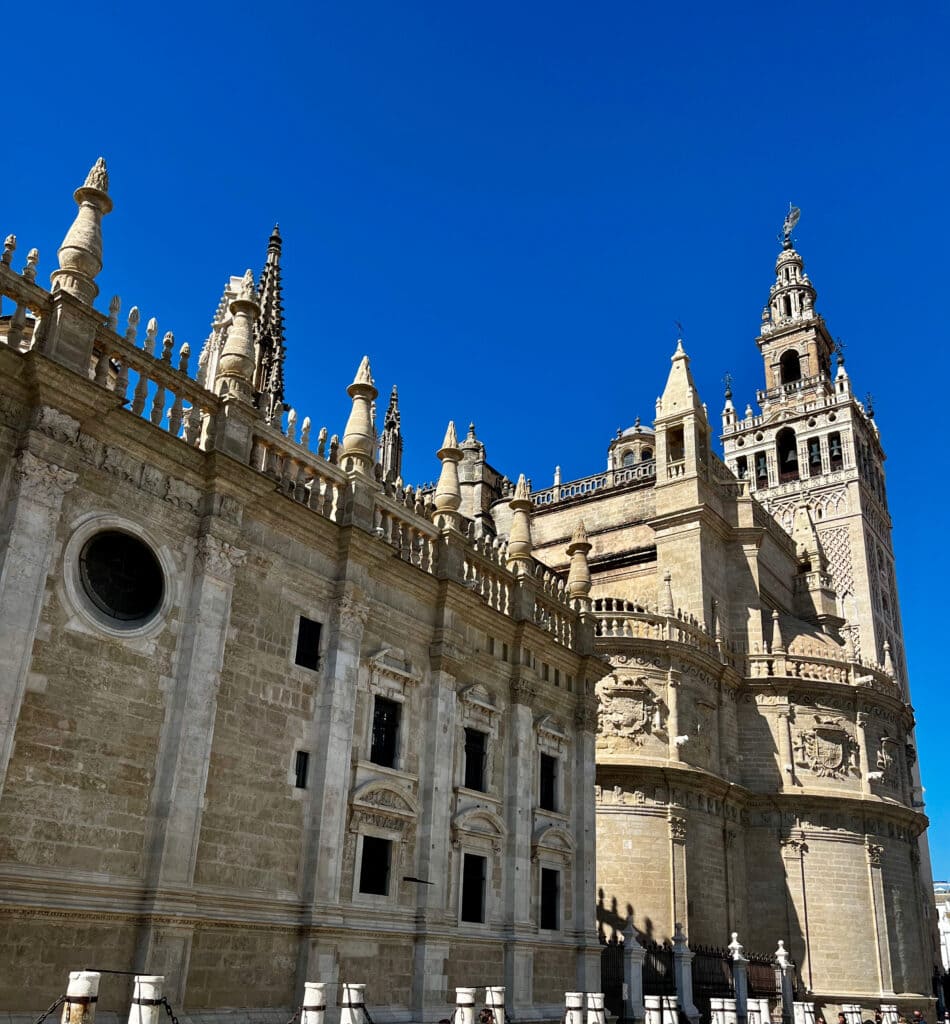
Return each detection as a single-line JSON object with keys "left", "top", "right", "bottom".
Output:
{"left": 565, "top": 992, "right": 585, "bottom": 1024}
{"left": 645, "top": 994, "right": 663, "bottom": 1024}
{"left": 455, "top": 988, "right": 477, "bottom": 1024}
{"left": 792, "top": 1002, "right": 816, "bottom": 1024}
{"left": 746, "top": 998, "right": 771, "bottom": 1024}
{"left": 661, "top": 995, "right": 680, "bottom": 1024}
{"left": 623, "top": 920, "right": 647, "bottom": 1024}
{"left": 841, "top": 1004, "right": 862, "bottom": 1024}
{"left": 880, "top": 1005, "right": 899, "bottom": 1024}
{"left": 340, "top": 983, "right": 366, "bottom": 1024}
{"left": 711, "top": 997, "right": 738, "bottom": 1024}
{"left": 586, "top": 992, "right": 606, "bottom": 1024}
{"left": 302, "top": 983, "right": 327, "bottom": 1024}
{"left": 62, "top": 972, "right": 101, "bottom": 1024}
{"left": 485, "top": 987, "right": 505, "bottom": 1024}
{"left": 127, "top": 976, "right": 164, "bottom": 1024}
{"left": 728, "top": 933, "right": 749, "bottom": 1024}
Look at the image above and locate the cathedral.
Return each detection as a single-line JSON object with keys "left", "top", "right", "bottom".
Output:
{"left": 0, "top": 163, "right": 936, "bottom": 1018}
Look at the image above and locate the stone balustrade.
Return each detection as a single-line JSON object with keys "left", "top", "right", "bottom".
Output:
{"left": 531, "top": 461, "right": 656, "bottom": 507}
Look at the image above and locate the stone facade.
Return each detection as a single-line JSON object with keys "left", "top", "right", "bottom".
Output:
{"left": 0, "top": 165, "right": 605, "bottom": 1019}
{"left": 0, "top": 168, "right": 936, "bottom": 1017}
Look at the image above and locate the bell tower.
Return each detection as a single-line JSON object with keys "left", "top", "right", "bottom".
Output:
{"left": 721, "top": 210, "right": 909, "bottom": 697}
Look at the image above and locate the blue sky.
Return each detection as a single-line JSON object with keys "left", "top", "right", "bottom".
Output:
{"left": 3, "top": 2, "right": 949, "bottom": 875}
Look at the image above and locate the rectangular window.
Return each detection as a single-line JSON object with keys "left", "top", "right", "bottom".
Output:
{"left": 358, "top": 835, "right": 391, "bottom": 895}
{"left": 294, "top": 750, "right": 310, "bottom": 789}
{"left": 807, "top": 438, "right": 822, "bottom": 476}
{"left": 464, "top": 728, "right": 487, "bottom": 791}
{"left": 370, "top": 697, "right": 401, "bottom": 768}
{"left": 540, "top": 867, "right": 559, "bottom": 929}
{"left": 294, "top": 616, "right": 322, "bottom": 670}
{"left": 668, "top": 426, "right": 685, "bottom": 462}
{"left": 461, "top": 853, "right": 486, "bottom": 922}
{"left": 539, "top": 753, "right": 557, "bottom": 811}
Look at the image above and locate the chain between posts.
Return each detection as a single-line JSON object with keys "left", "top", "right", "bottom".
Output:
{"left": 31, "top": 994, "right": 66, "bottom": 1024}
{"left": 160, "top": 996, "right": 181, "bottom": 1024}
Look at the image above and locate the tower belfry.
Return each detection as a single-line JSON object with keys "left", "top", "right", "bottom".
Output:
{"left": 721, "top": 210, "right": 907, "bottom": 693}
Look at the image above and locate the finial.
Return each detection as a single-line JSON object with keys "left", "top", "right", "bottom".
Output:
{"left": 722, "top": 372, "right": 733, "bottom": 399}
{"left": 882, "top": 640, "right": 895, "bottom": 677}
{"left": 507, "top": 473, "right": 534, "bottom": 573}
{"left": 107, "top": 295, "right": 121, "bottom": 330}
{"left": 513, "top": 473, "right": 530, "bottom": 502}
{"left": 771, "top": 608, "right": 786, "bottom": 654}
{"left": 1, "top": 234, "right": 15, "bottom": 265}
{"left": 781, "top": 203, "right": 801, "bottom": 248}
{"left": 661, "top": 569, "right": 674, "bottom": 617}
{"left": 22, "top": 249, "right": 39, "bottom": 283}
{"left": 865, "top": 392, "right": 875, "bottom": 419}
{"left": 238, "top": 268, "right": 258, "bottom": 302}
{"left": 178, "top": 342, "right": 191, "bottom": 374}
{"left": 433, "top": 420, "right": 463, "bottom": 527}
{"left": 353, "top": 354, "right": 374, "bottom": 386}
{"left": 125, "top": 306, "right": 140, "bottom": 344}
{"left": 83, "top": 157, "right": 110, "bottom": 193}
{"left": 341, "top": 355, "right": 378, "bottom": 473}
{"left": 774, "top": 940, "right": 789, "bottom": 968}
{"left": 566, "top": 519, "right": 592, "bottom": 604}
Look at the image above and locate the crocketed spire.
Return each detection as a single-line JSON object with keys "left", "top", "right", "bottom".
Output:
{"left": 379, "top": 385, "right": 403, "bottom": 483}
{"left": 254, "top": 224, "right": 286, "bottom": 423}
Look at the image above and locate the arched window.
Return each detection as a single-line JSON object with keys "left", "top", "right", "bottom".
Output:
{"left": 780, "top": 349, "right": 802, "bottom": 384}
{"left": 776, "top": 427, "right": 799, "bottom": 482}
{"left": 828, "top": 431, "right": 843, "bottom": 470}
{"left": 641, "top": 447, "right": 653, "bottom": 461}
{"left": 621, "top": 450, "right": 635, "bottom": 468}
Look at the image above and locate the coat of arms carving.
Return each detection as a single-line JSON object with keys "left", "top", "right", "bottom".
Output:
{"left": 793, "top": 715, "right": 856, "bottom": 778}
{"left": 596, "top": 676, "right": 665, "bottom": 745}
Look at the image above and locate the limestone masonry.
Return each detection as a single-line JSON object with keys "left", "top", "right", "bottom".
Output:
{"left": 0, "top": 165, "right": 936, "bottom": 1018}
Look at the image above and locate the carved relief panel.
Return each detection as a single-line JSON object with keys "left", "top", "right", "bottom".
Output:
{"left": 595, "top": 674, "right": 667, "bottom": 755}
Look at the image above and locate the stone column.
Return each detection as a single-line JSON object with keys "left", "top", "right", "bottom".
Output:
{"left": 623, "top": 921, "right": 646, "bottom": 1024}
{"left": 776, "top": 700, "right": 796, "bottom": 788}
{"left": 136, "top": 529, "right": 246, "bottom": 1000}
{"left": 672, "top": 924, "right": 700, "bottom": 1024}
{"left": 296, "top": 593, "right": 368, "bottom": 1012}
{"left": 669, "top": 817, "right": 689, "bottom": 934}
{"left": 575, "top": 698, "right": 601, "bottom": 992}
{"left": 866, "top": 841, "right": 895, "bottom": 994}
{"left": 856, "top": 713, "right": 872, "bottom": 796}
{"left": 503, "top": 676, "right": 536, "bottom": 1010}
{"left": 667, "top": 670, "right": 682, "bottom": 761}
{"left": 780, "top": 836, "right": 810, "bottom": 993}
{"left": 728, "top": 933, "right": 749, "bottom": 1024}
{"left": 0, "top": 450, "right": 76, "bottom": 799}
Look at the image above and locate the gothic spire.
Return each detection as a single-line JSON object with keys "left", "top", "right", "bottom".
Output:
{"left": 379, "top": 385, "right": 403, "bottom": 483}
{"left": 254, "top": 224, "right": 286, "bottom": 423}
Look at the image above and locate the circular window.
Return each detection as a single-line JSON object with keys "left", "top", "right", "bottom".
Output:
{"left": 79, "top": 530, "right": 164, "bottom": 624}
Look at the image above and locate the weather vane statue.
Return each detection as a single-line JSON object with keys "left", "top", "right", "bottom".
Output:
{"left": 782, "top": 203, "right": 801, "bottom": 246}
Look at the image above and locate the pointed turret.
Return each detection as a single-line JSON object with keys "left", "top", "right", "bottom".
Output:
{"left": 721, "top": 378, "right": 736, "bottom": 431}
{"left": 770, "top": 608, "right": 786, "bottom": 654}
{"left": 51, "top": 158, "right": 113, "bottom": 305}
{"left": 657, "top": 340, "right": 706, "bottom": 420}
{"left": 254, "top": 224, "right": 287, "bottom": 423}
{"left": 506, "top": 474, "right": 534, "bottom": 575}
{"left": 341, "top": 356, "right": 378, "bottom": 474}
{"left": 566, "top": 519, "right": 592, "bottom": 605}
{"left": 214, "top": 270, "right": 261, "bottom": 404}
{"left": 433, "top": 421, "right": 462, "bottom": 529}
{"left": 379, "top": 385, "right": 403, "bottom": 483}
{"left": 660, "top": 570, "right": 675, "bottom": 617}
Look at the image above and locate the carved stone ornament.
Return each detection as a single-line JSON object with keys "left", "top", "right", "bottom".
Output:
{"left": 866, "top": 842, "right": 885, "bottom": 866}
{"left": 509, "top": 677, "right": 537, "bottom": 705}
{"left": 34, "top": 406, "right": 80, "bottom": 445}
{"left": 336, "top": 596, "right": 369, "bottom": 637}
{"left": 14, "top": 450, "right": 77, "bottom": 508}
{"left": 793, "top": 715, "right": 856, "bottom": 779}
{"left": 195, "top": 534, "right": 247, "bottom": 582}
{"left": 574, "top": 698, "right": 599, "bottom": 732}
{"left": 596, "top": 676, "right": 665, "bottom": 745}
{"left": 876, "top": 735, "right": 898, "bottom": 781}
{"left": 669, "top": 815, "right": 687, "bottom": 841}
